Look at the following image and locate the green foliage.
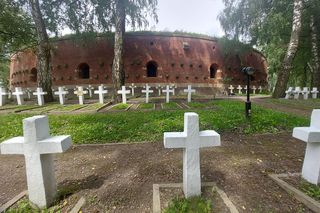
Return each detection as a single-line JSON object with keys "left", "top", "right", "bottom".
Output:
{"left": 5, "top": 198, "right": 62, "bottom": 213}
{"left": 187, "top": 102, "right": 214, "bottom": 109}
{"left": 163, "top": 196, "right": 212, "bottom": 213}
{"left": 300, "top": 180, "right": 320, "bottom": 201}
{"left": 112, "top": 103, "right": 129, "bottom": 110}
{"left": 0, "top": 100, "right": 308, "bottom": 144}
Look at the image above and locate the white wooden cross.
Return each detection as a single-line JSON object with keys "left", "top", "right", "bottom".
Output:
{"left": 258, "top": 86, "right": 263, "bottom": 93}
{"left": 311, "top": 87, "right": 319, "bottom": 99}
{"left": 94, "top": 84, "right": 108, "bottom": 104}
{"left": 252, "top": 86, "right": 257, "bottom": 94}
{"left": 87, "top": 85, "right": 95, "bottom": 98}
{"left": 12, "top": 87, "right": 25, "bottom": 105}
{"left": 228, "top": 85, "right": 234, "bottom": 94}
{"left": 129, "top": 83, "right": 137, "bottom": 96}
{"left": 162, "top": 85, "right": 174, "bottom": 103}
{"left": 0, "top": 115, "right": 72, "bottom": 208}
{"left": 25, "top": 88, "right": 32, "bottom": 99}
{"left": 54, "top": 87, "right": 69, "bottom": 105}
{"left": 74, "top": 86, "right": 88, "bottom": 105}
{"left": 244, "top": 85, "right": 248, "bottom": 94}
{"left": 156, "top": 85, "right": 163, "bottom": 96}
{"left": 33, "top": 87, "right": 47, "bottom": 106}
{"left": 117, "top": 86, "right": 130, "bottom": 104}
{"left": 302, "top": 87, "right": 310, "bottom": 100}
{"left": 285, "top": 87, "right": 294, "bottom": 99}
{"left": 294, "top": 87, "right": 301, "bottom": 99}
{"left": 183, "top": 85, "right": 196, "bottom": 103}
{"left": 293, "top": 110, "right": 320, "bottom": 185}
{"left": 164, "top": 113, "right": 221, "bottom": 197}
{"left": 142, "top": 84, "right": 154, "bottom": 103}
{"left": 0, "top": 87, "right": 8, "bottom": 106}
{"left": 170, "top": 84, "right": 177, "bottom": 96}
{"left": 237, "top": 85, "right": 243, "bottom": 94}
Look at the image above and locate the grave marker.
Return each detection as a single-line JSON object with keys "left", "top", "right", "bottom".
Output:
{"left": 293, "top": 110, "right": 320, "bottom": 185}
{"left": 237, "top": 85, "right": 243, "bottom": 94}
{"left": 141, "top": 84, "right": 153, "bottom": 103}
{"left": 183, "top": 85, "right": 196, "bottom": 103}
{"left": 33, "top": 87, "right": 47, "bottom": 106}
{"left": 228, "top": 85, "right": 234, "bottom": 94}
{"left": 252, "top": 86, "right": 257, "bottom": 94}
{"left": 117, "top": 86, "right": 130, "bottom": 104}
{"left": 87, "top": 85, "right": 94, "bottom": 98}
{"left": 294, "top": 87, "right": 301, "bottom": 99}
{"left": 12, "top": 87, "right": 24, "bottom": 105}
{"left": 54, "top": 87, "right": 69, "bottom": 105}
{"left": 258, "top": 86, "right": 263, "bottom": 94}
{"left": 0, "top": 87, "right": 8, "bottom": 106}
{"left": 129, "top": 83, "right": 137, "bottom": 96}
{"left": 156, "top": 85, "right": 163, "bottom": 96}
{"left": 94, "top": 84, "right": 108, "bottom": 104}
{"left": 311, "top": 87, "right": 319, "bottom": 99}
{"left": 25, "top": 88, "right": 32, "bottom": 99}
{"left": 162, "top": 85, "right": 174, "bottom": 103}
{"left": 285, "top": 87, "right": 294, "bottom": 99}
{"left": 164, "top": 113, "right": 221, "bottom": 197}
{"left": 74, "top": 86, "right": 88, "bottom": 105}
{"left": 0, "top": 115, "right": 72, "bottom": 208}
{"left": 302, "top": 87, "right": 310, "bottom": 100}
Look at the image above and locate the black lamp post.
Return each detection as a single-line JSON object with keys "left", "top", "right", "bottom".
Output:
{"left": 241, "top": 67, "right": 255, "bottom": 118}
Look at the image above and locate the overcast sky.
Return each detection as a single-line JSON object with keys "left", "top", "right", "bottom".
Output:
{"left": 147, "top": 0, "right": 225, "bottom": 37}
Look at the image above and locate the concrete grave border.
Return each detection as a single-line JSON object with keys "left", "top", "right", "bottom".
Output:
{"left": 152, "top": 182, "right": 239, "bottom": 213}
{"left": 269, "top": 173, "right": 320, "bottom": 213}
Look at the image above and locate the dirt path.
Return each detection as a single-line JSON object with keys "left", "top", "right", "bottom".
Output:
{"left": 0, "top": 132, "right": 312, "bottom": 212}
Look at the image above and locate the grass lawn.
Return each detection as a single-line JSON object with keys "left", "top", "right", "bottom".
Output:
{"left": 0, "top": 100, "right": 308, "bottom": 144}
{"left": 138, "top": 103, "right": 154, "bottom": 110}
{"left": 81, "top": 103, "right": 105, "bottom": 111}
{"left": 162, "top": 102, "right": 180, "bottom": 109}
{"left": 267, "top": 99, "right": 320, "bottom": 110}
{"left": 51, "top": 104, "right": 85, "bottom": 112}
{"left": 112, "top": 103, "right": 129, "bottom": 110}
{"left": 187, "top": 101, "right": 215, "bottom": 109}
{"left": 164, "top": 196, "right": 212, "bottom": 213}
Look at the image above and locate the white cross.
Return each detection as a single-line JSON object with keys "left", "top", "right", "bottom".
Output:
{"left": 162, "top": 85, "right": 174, "bottom": 103}
{"left": 8, "top": 90, "right": 12, "bottom": 100}
{"left": 33, "top": 88, "right": 47, "bottom": 106}
{"left": 228, "top": 85, "right": 234, "bottom": 94}
{"left": 252, "top": 86, "right": 257, "bottom": 94}
{"left": 142, "top": 84, "right": 154, "bottom": 103}
{"left": 294, "top": 87, "right": 302, "bottom": 99}
{"left": 285, "top": 87, "right": 294, "bottom": 99}
{"left": 293, "top": 110, "right": 320, "bottom": 185}
{"left": 12, "top": 87, "right": 25, "bottom": 105}
{"left": 170, "top": 84, "right": 177, "bottom": 96}
{"left": 237, "top": 85, "right": 243, "bottom": 94}
{"left": 0, "top": 87, "right": 8, "bottom": 106}
{"left": 129, "top": 83, "right": 137, "bottom": 96}
{"left": 164, "top": 113, "right": 221, "bottom": 197}
{"left": 183, "top": 85, "right": 196, "bottom": 103}
{"left": 0, "top": 115, "right": 72, "bottom": 208}
{"left": 87, "top": 85, "right": 94, "bottom": 98}
{"left": 244, "top": 85, "right": 248, "bottom": 94}
{"left": 117, "top": 86, "right": 130, "bottom": 104}
{"left": 54, "top": 87, "right": 69, "bottom": 105}
{"left": 94, "top": 84, "right": 108, "bottom": 104}
{"left": 258, "top": 86, "right": 263, "bottom": 94}
{"left": 156, "top": 85, "right": 163, "bottom": 96}
{"left": 302, "top": 87, "right": 310, "bottom": 100}
{"left": 311, "top": 87, "right": 319, "bottom": 99}
{"left": 25, "top": 88, "right": 32, "bottom": 99}
{"left": 74, "top": 86, "right": 88, "bottom": 105}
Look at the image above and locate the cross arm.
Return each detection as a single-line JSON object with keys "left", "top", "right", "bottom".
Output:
{"left": 38, "top": 135, "right": 72, "bottom": 154}
{"left": 199, "top": 130, "right": 221, "bottom": 148}
{"left": 293, "top": 127, "right": 320, "bottom": 143}
{"left": 164, "top": 132, "right": 186, "bottom": 148}
{"left": 0, "top": 137, "right": 24, "bottom": 154}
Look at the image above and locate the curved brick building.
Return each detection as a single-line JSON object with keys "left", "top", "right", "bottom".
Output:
{"left": 9, "top": 32, "right": 268, "bottom": 91}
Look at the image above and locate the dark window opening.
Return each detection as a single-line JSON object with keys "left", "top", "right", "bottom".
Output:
{"left": 146, "top": 61, "right": 158, "bottom": 77}
{"left": 78, "top": 63, "right": 90, "bottom": 79}
{"left": 210, "top": 64, "right": 219, "bottom": 78}
{"left": 30, "top": 68, "right": 37, "bottom": 82}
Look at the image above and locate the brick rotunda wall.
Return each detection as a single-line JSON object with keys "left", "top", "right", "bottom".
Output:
{"left": 9, "top": 33, "right": 268, "bottom": 90}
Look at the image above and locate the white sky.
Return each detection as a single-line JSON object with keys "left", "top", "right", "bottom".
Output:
{"left": 147, "top": 0, "right": 225, "bottom": 37}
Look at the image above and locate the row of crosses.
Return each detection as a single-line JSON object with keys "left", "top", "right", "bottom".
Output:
{"left": 228, "top": 85, "right": 264, "bottom": 95}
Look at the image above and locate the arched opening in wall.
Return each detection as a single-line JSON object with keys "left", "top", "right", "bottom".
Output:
{"left": 210, "top": 64, "right": 219, "bottom": 79}
{"left": 146, "top": 61, "right": 158, "bottom": 77}
{"left": 78, "top": 63, "right": 90, "bottom": 79}
{"left": 30, "top": 68, "right": 37, "bottom": 82}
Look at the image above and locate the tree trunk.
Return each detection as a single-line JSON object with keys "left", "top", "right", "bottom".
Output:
{"left": 310, "top": 15, "right": 320, "bottom": 88}
{"left": 111, "top": 0, "right": 126, "bottom": 103}
{"left": 272, "top": 0, "right": 303, "bottom": 98}
{"left": 29, "top": 0, "right": 53, "bottom": 102}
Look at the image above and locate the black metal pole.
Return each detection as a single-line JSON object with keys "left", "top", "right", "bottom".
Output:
{"left": 245, "top": 74, "right": 251, "bottom": 118}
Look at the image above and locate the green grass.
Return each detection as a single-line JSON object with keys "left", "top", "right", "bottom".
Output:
{"left": 0, "top": 100, "right": 308, "bottom": 144}
{"left": 51, "top": 105, "right": 85, "bottom": 112}
{"left": 268, "top": 99, "right": 320, "bottom": 110}
{"left": 138, "top": 103, "right": 154, "bottom": 109}
{"left": 5, "top": 198, "right": 62, "bottom": 213}
{"left": 300, "top": 180, "right": 320, "bottom": 201}
{"left": 81, "top": 103, "right": 105, "bottom": 111}
{"left": 187, "top": 101, "right": 215, "bottom": 109}
{"left": 112, "top": 103, "right": 129, "bottom": 110}
{"left": 162, "top": 102, "right": 180, "bottom": 109}
{"left": 163, "top": 196, "right": 212, "bottom": 213}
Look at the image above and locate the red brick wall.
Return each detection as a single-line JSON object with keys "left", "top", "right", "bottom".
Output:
{"left": 9, "top": 34, "right": 268, "bottom": 89}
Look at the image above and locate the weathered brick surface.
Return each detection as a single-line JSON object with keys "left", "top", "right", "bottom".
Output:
{"left": 9, "top": 34, "right": 268, "bottom": 89}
